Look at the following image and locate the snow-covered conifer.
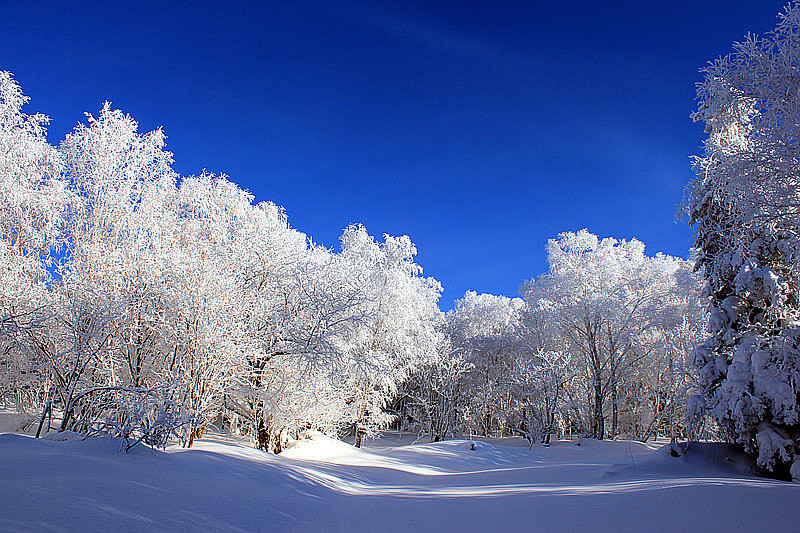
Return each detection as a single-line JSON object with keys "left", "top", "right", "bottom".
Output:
{"left": 688, "top": 2, "right": 800, "bottom": 477}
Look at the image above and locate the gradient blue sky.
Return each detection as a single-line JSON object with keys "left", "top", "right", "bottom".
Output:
{"left": 0, "top": 1, "right": 787, "bottom": 308}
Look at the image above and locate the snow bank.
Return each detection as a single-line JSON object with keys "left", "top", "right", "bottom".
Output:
{"left": 280, "top": 433, "right": 359, "bottom": 460}
{"left": 42, "top": 430, "right": 84, "bottom": 442}
{"left": 603, "top": 442, "right": 759, "bottom": 480}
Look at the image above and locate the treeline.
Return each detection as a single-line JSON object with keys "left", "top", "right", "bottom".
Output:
{"left": 0, "top": 73, "right": 441, "bottom": 451}
{"left": 399, "top": 231, "right": 705, "bottom": 444}
{"left": 0, "top": 71, "right": 704, "bottom": 451}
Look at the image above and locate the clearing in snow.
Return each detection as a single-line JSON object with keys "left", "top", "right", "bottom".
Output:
{"left": 1, "top": 417, "right": 799, "bottom": 532}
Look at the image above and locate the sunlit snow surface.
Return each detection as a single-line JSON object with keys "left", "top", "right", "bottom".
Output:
{"left": 1, "top": 420, "right": 799, "bottom": 532}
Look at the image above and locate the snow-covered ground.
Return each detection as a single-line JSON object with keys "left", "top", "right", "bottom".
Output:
{"left": 1, "top": 414, "right": 799, "bottom": 532}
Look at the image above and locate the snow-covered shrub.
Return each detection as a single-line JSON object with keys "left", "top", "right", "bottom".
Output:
{"left": 90, "top": 385, "right": 194, "bottom": 451}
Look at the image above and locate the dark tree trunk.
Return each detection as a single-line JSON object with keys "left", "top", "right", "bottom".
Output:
{"left": 594, "top": 378, "right": 604, "bottom": 440}
{"left": 256, "top": 414, "right": 270, "bottom": 451}
{"left": 187, "top": 426, "right": 204, "bottom": 448}
{"left": 611, "top": 371, "right": 618, "bottom": 440}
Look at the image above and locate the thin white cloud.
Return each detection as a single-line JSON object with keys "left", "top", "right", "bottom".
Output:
{"left": 329, "top": 2, "right": 525, "bottom": 67}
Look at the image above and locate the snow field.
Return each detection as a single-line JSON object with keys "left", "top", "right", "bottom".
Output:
{"left": 1, "top": 428, "right": 799, "bottom": 532}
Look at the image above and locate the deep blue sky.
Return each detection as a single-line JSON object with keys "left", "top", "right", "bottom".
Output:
{"left": 0, "top": 1, "right": 787, "bottom": 308}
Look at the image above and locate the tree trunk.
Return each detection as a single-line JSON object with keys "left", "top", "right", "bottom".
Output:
{"left": 543, "top": 409, "right": 553, "bottom": 445}
{"left": 611, "top": 372, "right": 618, "bottom": 440}
{"left": 255, "top": 412, "right": 270, "bottom": 451}
{"left": 187, "top": 426, "right": 203, "bottom": 448}
{"left": 594, "top": 378, "right": 604, "bottom": 440}
{"left": 35, "top": 401, "right": 52, "bottom": 438}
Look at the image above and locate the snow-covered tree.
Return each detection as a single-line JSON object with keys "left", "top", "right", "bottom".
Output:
{"left": 336, "top": 225, "right": 442, "bottom": 447}
{"left": 0, "top": 71, "right": 65, "bottom": 263}
{"left": 524, "top": 230, "right": 698, "bottom": 440}
{"left": 687, "top": 2, "right": 800, "bottom": 478}
{"left": 232, "top": 242, "right": 355, "bottom": 452}
{"left": 620, "top": 254, "right": 705, "bottom": 442}
{"left": 510, "top": 349, "right": 573, "bottom": 446}
{"left": 0, "top": 71, "right": 66, "bottom": 417}
{"left": 401, "top": 315, "right": 472, "bottom": 442}
{"left": 448, "top": 291, "right": 523, "bottom": 437}
{"left": 33, "top": 102, "right": 195, "bottom": 445}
